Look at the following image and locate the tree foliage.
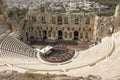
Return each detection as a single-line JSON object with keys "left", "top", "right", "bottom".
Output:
{"left": 8, "top": 8, "right": 28, "bottom": 19}
{"left": 90, "top": 0, "right": 120, "bottom": 16}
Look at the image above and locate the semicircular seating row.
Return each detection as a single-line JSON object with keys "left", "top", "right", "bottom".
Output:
{"left": 57, "top": 37, "right": 114, "bottom": 69}
{"left": 0, "top": 36, "right": 42, "bottom": 66}
{"left": 0, "top": 36, "right": 37, "bottom": 58}
{"left": 0, "top": 34, "right": 114, "bottom": 71}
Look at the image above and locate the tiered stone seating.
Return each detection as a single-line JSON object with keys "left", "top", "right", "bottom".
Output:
{"left": 0, "top": 34, "right": 114, "bottom": 71}
{"left": 0, "top": 35, "right": 46, "bottom": 70}
{"left": 0, "top": 30, "right": 118, "bottom": 80}
{"left": 0, "top": 49, "right": 41, "bottom": 65}
{"left": 63, "top": 37, "right": 114, "bottom": 68}
{"left": 0, "top": 36, "right": 37, "bottom": 58}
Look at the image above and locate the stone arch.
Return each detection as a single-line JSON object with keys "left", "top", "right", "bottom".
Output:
{"left": 64, "top": 16, "right": 68, "bottom": 24}
{"left": 58, "top": 30, "right": 63, "bottom": 40}
{"left": 52, "top": 16, "right": 56, "bottom": 24}
{"left": 85, "top": 32, "right": 88, "bottom": 39}
{"left": 74, "top": 16, "right": 79, "bottom": 24}
{"left": 43, "top": 30, "right": 47, "bottom": 39}
{"left": 57, "top": 16, "right": 62, "bottom": 25}
{"left": 41, "top": 16, "right": 46, "bottom": 24}
{"left": 80, "top": 33, "right": 83, "bottom": 38}
{"left": 86, "top": 15, "right": 90, "bottom": 24}
{"left": 41, "top": 5, "right": 45, "bottom": 12}
{"left": 74, "top": 31, "right": 79, "bottom": 40}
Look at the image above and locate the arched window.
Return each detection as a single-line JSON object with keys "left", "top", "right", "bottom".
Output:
{"left": 67, "top": 27, "right": 70, "bottom": 31}
{"left": 52, "top": 16, "right": 56, "bottom": 24}
{"left": 64, "top": 16, "right": 68, "bottom": 24}
{"left": 50, "top": 27, "right": 52, "bottom": 31}
{"left": 48, "top": 31, "right": 51, "bottom": 37}
{"left": 83, "top": 28, "right": 85, "bottom": 31}
{"left": 74, "top": 16, "right": 79, "bottom": 24}
{"left": 86, "top": 16, "right": 90, "bottom": 24}
{"left": 80, "top": 33, "right": 83, "bottom": 38}
{"left": 41, "top": 5, "right": 45, "bottom": 12}
{"left": 79, "top": 15, "right": 82, "bottom": 22}
{"left": 89, "top": 28, "right": 91, "bottom": 31}
{"left": 41, "top": 16, "right": 46, "bottom": 24}
{"left": 85, "top": 33, "right": 88, "bottom": 39}
{"left": 32, "top": 16, "right": 36, "bottom": 22}
{"left": 70, "top": 32, "right": 72, "bottom": 38}
{"left": 57, "top": 16, "right": 62, "bottom": 25}
{"left": 74, "top": 31, "right": 79, "bottom": 40}
{"left": 65, "top": 32, "right": 67, "bottom": 38}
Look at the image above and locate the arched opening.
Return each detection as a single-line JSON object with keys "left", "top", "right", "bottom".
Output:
{"left": 41, "top": 5, "right": 45, "bottom": 12}
{"left": 52, "top": 16, "right": 56, "bottom": 24}
{"left": 86, "top": 16, "right": 90, "bottom": 24}
{"left": 57, "top": 16, "right": 62, "bottom": 25}
{"left": 43, "top": 30, "right": 47, "bottom": 39}
{"left": 58, "top": 30, "right": 63, "bottom": 40}
{"left": 41, "top": 16, "right": 46, "bottom": 24}
{"left": 74, "top": 16, "right": 79, "bottom": 24}
{"left": 64, "top": 16, "right": 68, "bottom": 24}
{"left": 74, "top": 31, "right": 79, "bottom": 40}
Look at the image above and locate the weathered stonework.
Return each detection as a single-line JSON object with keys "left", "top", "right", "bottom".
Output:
{"left": 20, "top": 4, "right": 96, "bottom": 43}
{"left": 94, "top": 4, "right": 120, "bottom": 43}
{"left": 1, "top": 1, "right": 120, "bottom": 44}
{"left": 0, "top": 0, "right": 8, "bottom": 25}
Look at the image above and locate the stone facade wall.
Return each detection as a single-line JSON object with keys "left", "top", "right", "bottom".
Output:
{"left": 1, "top": 1, "right": 120, "bottom": 44}
{"left": 22, "top": 4, "right": 95, "bottom": 43}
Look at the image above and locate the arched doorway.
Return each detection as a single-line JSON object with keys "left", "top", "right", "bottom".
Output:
{"left": 58, "top": 30, "right": 63, "bottom": 40}
{"left": 43, "top": 30, "right": 47, "bottom": 39}
{"left": 74, "top": 31, "right": 79, "bottom": 40}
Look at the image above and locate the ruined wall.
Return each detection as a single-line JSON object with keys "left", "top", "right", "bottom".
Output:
{"left": 1, "top": 1, "right": 120, "bottom": 44}
{"left": 94, "top": 4, "right": 120, "bottom": 43}
{"left": 21, "top": 4, "right": 96, "bottom": 43}
{"left": 0, "top": 0, "right": 8, "bottom": 25}
{"left": 22, "top": 3, "right": 120, "bottom": 44}
{"left": 114, "top": 4, "right": 120, "bottom": 32}
{"left": 0, "top": 0, "right": 24, "bottom": 36}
